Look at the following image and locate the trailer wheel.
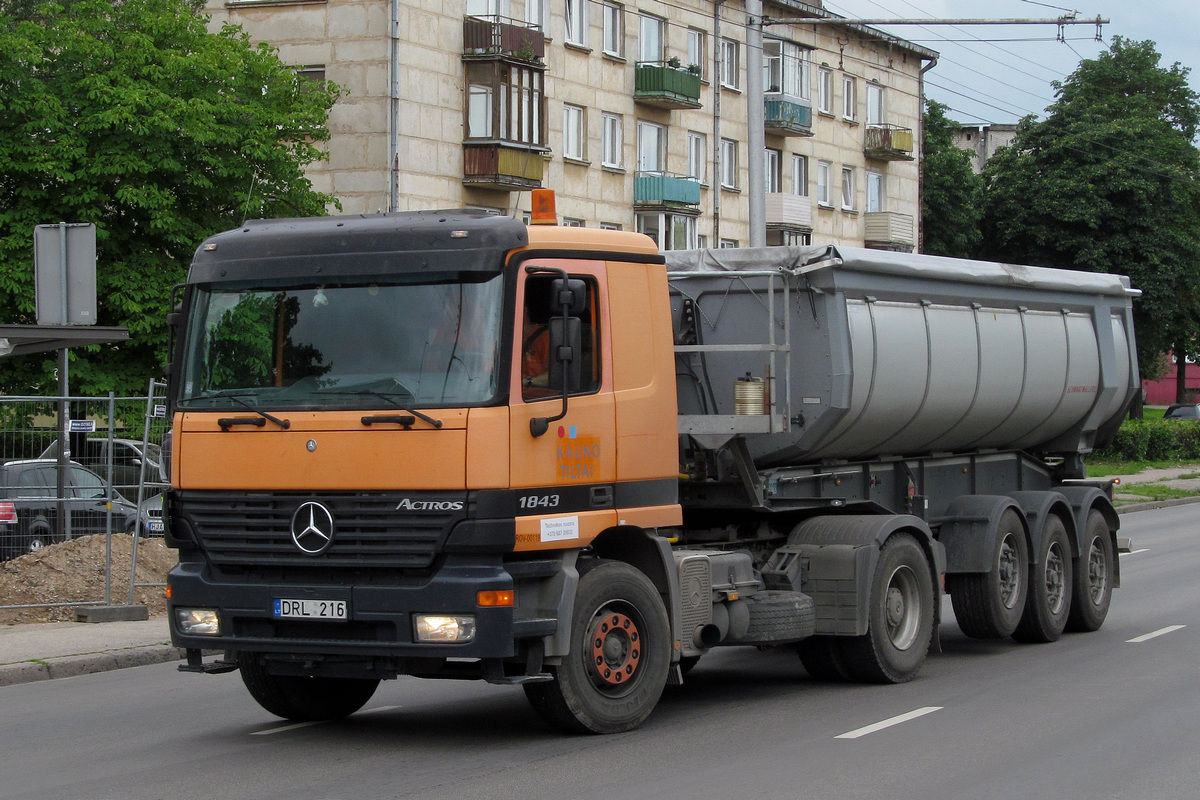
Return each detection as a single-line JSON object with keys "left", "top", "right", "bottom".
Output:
{"left": 237, "top": 653, "right": 380, "bottom": 721}
{"left": 947, "top": 509, "right": 1028, "bottom": 638}
{"left": 839, "top": 533, "right": 934, "bottom": 684}
{"left": 797, "top": 637, "right": 851, "bottom": 682}
{"left": 524, "top": 560, "right": 670, "bottom": 734}
{"left": 1065, "top": 511, "right": 1113, "bottom": 633}
{"left": 1012, "top": 516, "right": 1073, "bottom": 643}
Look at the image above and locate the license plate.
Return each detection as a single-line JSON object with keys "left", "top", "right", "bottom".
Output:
{"left": 273, "top": 598, "right": 347, "bottom": 620}
{"left": 148, "top": 521, "right": 164, "bottom": 533}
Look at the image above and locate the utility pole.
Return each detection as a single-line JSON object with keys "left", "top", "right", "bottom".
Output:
{"left": 742, "top": 13, "right": 1108, "bottom": 249}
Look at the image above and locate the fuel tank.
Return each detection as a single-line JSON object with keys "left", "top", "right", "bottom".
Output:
{"left": 664, "top": 246, "right": 1140, "bottom": 466}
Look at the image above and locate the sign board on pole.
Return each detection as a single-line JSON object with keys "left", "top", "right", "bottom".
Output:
{"left": 34, "top": 223, "right": 97, "bottom": 326}
{"left": 68, "top": 420, "right": 97, "bottom": 433}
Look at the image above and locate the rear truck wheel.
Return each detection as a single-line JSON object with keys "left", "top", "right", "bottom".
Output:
{"left": 1065, "top": 511, "right": 1113, "bottom": 633}
{"left": 797, "top": 637, "right": 852, "bottom": 682}
{"left": 1012, "top": 516, "right": 1073, "bottom": 644}
{"left": 839, "top": 533, "right": 935, "bottom": 684}
{"left": 947, "top": 509, "right": 1029, "bottom": 639}
{"left": 524, "top": 560, "right": 671, "bottom": 734}
{"left": 237, "top": 653, "right": 380, "bottom": 721}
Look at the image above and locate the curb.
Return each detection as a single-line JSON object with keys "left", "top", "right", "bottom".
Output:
{"left": 1117, "top": 495, "right": 1200, "bottom": 514}
{"left": 0, "top": 644, "right": 184, "bottom": 688}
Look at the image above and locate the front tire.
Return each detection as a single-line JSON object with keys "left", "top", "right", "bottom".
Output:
{"left": 1065, "top": 511, "right": 1113, "bottom": 633}
{"left": 947, "top": 509, "right": 1029, "bottom": 639}
{"left": 524, "top": 560, "right": 670, "bottom": 734}
{"left": 840, "top": 533, "right": 935, "bottom": 684}
{"left": 1012, "top": 516, "right": 1073, "bottom": 643}
{"left": 237, "top": 653, "right": 380, "bottom": 721}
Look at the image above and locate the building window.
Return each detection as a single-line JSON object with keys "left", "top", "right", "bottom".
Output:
{"left": 720, "top": 239, "right": 738, "bottom": 249}
{"left": 687, "top": 28, "right": 705, "bottom": 78}
{"left": 841, "top": 166, "right": 856, "bottom": 210}
{"left": 563, "top": 104, "right": 585, "bottom": 160}
{"left": 465, "top": 61, "right": 544, "bottom": 146}
{"left": 565, "top": 0, "right": 587, "bottom": 46}
{"left": 843, "top": 75, "right": 857, "bottom": 120}
{"left": 687, "top": 131, "right": 706, "bottom": 183}
{"left": 866, "top": 170, "right": 885, "bottom": 212}
{"left": 562, "top": 217, "right": 585, "bottom": 227}
{"left": 867, "top": 83, "right": 884, "bottom": 126}
{"left": 601, "top": 113, "right": 623, "bottom": 168}
{"left": 792, "top": 154, "right": 809, "bottom": 196}
{"left": 764, "top": 39, "right": 808, "bottom": 99}
{"left": 638, "top": 13, "right": 664, "bottom": 64}
{"left": 764, "top": 148, "right": 781, "bottom": 193}
{"left": 637, "top": 211, "right": 697, "bottom": 250}
{"left": 467, "top": 0, "right": 507, "bottom": 16}
{"left": 637, "top": 121, "right": 664, "bottom": 172}
{"left": 602, "top": 2, "right": 623, "bottom": 56}
{"left": 600, "top": 222, "right": 623, "bottom": 230}
{"left": 817, "top": 160, "right": 831, "bottom": 206}
{"left": 817, "top": 67, "right": 832, "bottom": 114}
{"left": 719, "top": 38, "right": 739, "bottom": 89}
{"left": 720, "top": 138, "right": 738, "bottom": 189}
{"left": 525, "top": 0, "right": 548, "bottom": 31}
{"left": 697, "top": 234, "right": 708, "bottom": 249}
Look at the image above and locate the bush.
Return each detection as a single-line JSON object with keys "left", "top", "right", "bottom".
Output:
{"left": 1094, "top": 419, "right": 1200, "bottom": 462}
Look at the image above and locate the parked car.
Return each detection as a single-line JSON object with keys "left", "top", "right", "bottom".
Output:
{"left": 38, "top": 437, "right": 163, "bottom": 498}
{"left": 1163, "top": 403, "right": 1200, "bottom": 420}
{"left": 0, "top": 459, "right": 138, "bottom": 560}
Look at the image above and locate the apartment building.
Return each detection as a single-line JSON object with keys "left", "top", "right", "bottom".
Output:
{"left": 203, "top": 0, "right": 935, "bottom": 251}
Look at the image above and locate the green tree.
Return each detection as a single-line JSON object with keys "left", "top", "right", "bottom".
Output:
{"left": 921, "top": 100, "right": 983, "bottom": 258}
{"left": 981, "top": 37, "right": 1200, "bottom": 383}
{"left": 0, "top": 0, "right": 339, "bottom": 397}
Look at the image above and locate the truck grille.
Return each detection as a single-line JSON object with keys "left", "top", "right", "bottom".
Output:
{"left": 174, "top": 490, "right": 464, "bottom": 582}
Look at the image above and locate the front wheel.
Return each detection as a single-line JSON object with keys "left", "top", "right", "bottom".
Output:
{"left": 840, "top": 533, "right": 935, "bottom": 684}
{"left": 1065, "top": 511, "right": 1113, "bottom": 633}
{"left": 524, "top": 560, "right": 671, "bottom": 734}
{"left": 237, "top": 653, "right": 380, "bottom": 721}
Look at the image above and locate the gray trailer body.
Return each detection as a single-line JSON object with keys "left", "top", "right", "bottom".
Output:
{"left": 665, "top": 246, "right": 1140, "bottom": 468}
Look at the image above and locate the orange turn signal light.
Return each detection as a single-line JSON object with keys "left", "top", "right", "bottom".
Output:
{"left": 478, "top": 590, "right": 515, "bottom": 607}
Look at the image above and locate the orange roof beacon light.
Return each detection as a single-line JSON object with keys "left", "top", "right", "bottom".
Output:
{"left": 530, "top": 189, "right": 557, "bottom": 225}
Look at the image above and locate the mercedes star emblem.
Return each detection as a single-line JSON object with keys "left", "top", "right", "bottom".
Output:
{"left": 291, "top": 501, "right": 335, "bottom": 555}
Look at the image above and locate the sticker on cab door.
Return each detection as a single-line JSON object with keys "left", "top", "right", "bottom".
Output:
{"left": 556, "top": 426, "right": 600, "bottom": 481}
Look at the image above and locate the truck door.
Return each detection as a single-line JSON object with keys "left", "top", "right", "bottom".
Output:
{"left": 508, "top": 260, "right": 618, "bottom": 550}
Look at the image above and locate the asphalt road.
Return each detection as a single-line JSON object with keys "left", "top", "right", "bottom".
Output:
{"left": 1, "top": 503, "right": 1196, "bottom": 800}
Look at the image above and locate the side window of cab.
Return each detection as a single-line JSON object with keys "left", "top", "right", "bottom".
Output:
{"left": 521, "top": 274, "right": 600, "bottom": 401}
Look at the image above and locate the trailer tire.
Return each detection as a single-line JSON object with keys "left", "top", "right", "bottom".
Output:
{"left": 1012, "top": 516, "right": 1073, "bottom": 643}
{"left": 237, "top": 654, "right": 380, "bottom": 721}
{"left": 839, "top": 533, "right": 934, "bottom": 684}
{"left": 1065, "top": 511, "right": 1113, "bottom": 633}
{"left": 947, "top": 510, "right": 1028, "bottom": 639}
{"left": 524, "top": 560, "right": 670, "bottom": 734}
{"left": 797, "top": 637, "right": 851, "bottom": 682}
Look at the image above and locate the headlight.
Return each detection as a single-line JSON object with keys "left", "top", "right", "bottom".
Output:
{"left": 413, "top": 614, "right": 476, "bottom": 643}
{"left": 176, "top": 608, "right": 220, "bottom": 636}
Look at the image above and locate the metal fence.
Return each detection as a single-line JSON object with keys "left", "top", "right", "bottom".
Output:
{"left": 0, "top": 380, "right": 170, "bottom": 613}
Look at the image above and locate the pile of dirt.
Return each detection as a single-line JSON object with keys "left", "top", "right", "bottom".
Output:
{"left": 0, "top": 534, "right": 177, "bottom": 625}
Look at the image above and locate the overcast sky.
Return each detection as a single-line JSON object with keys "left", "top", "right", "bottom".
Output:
{"left": 822, "top": 0, "right": 1200, "bottom": 127}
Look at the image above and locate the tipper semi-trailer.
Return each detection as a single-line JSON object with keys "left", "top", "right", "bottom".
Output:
{"left": 165, "top": 197, "right": 1139, "bottom": 734}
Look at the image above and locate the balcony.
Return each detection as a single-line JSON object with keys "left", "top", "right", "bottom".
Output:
{"left": 764, "top": 96, "right": 814, "bottom": 137}
{"left": 634, "top": 171, "right": 701, "bottom": 207}
{"left": 463, "top": 142, "right": 546, "bottom": 191}
{"left": 864, "top": 211, "right": 914, "bottom": 252}
{"left": 864, "top": 124, "right": 915, "bottom": 161}
{"left": 462, "top": 15, "right": 545, "bottom": 63}
{"left": 634, "top": 62, "right": 702, "bottom": 110}
{"left": 765, "top": 193, "right": 813, "bottom": 233}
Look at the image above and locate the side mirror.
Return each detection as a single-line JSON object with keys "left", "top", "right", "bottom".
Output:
{"left": 552, "top": 278, "right": 588, "bottom": 316}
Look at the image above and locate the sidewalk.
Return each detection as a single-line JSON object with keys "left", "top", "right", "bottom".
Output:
{"left": 3, "top": 468, "right": 1199, "bottom": 689}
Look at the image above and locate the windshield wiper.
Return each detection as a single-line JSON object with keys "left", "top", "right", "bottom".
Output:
{"left": 186, "top": 391, "right": 291, "bottom": 430}
{"left": 317, "top": 390, "right": 444, "bottom": 430}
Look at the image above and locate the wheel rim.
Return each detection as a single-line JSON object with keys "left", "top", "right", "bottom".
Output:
{"left": 1086, "top": 537, "right": 1107, "bottom": 604}
{"left": 586, "top": 606, "right": 643, "bottom": 693}
{"left": 997, "top": 534, "right": 1022, "bottom": 610}
{"left": 27, "top": 538, "right": 45, "bottom": 553}
{"left": 884, "top": 565, "right": 922, "bottom": 651}
{"left": 1044, "top": 542, "right": 1067, "bottom": 615}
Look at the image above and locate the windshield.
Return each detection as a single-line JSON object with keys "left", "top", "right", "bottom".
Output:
{"left": 178, "top": 274, "right": 504, "bottom": 409}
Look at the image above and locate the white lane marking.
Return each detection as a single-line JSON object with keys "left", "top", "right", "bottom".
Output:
{"left": 835, "top": 706, "right": 943, "bottom": 740}
{"left": 251, "top": 721, "right": 322, "bottom": 736}
{"left": 1122, "top": 549, "right": 1150, "bottom": 556}
{"left": 1127, "top": 625, "right": 1186, "bottom": 643}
